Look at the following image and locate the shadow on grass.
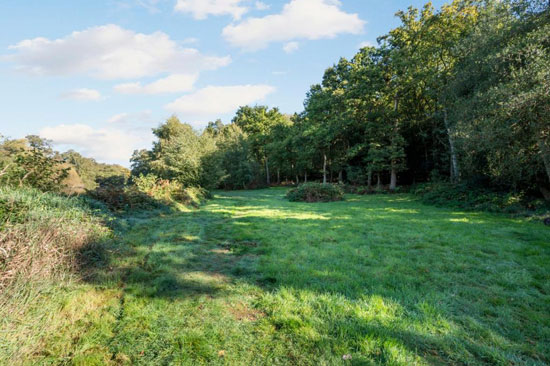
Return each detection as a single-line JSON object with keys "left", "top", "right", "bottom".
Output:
{"left": 76, "top": 189, "right": 550, "bottom": 365}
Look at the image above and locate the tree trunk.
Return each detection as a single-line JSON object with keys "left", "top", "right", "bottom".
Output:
{"left": 277, "top": 169, "right": 280, "bottom": 184}
{"left": 323, "top": 154, "right": 327, "bottom": 184}
{"left": 296, "top": 174, "right": 299, "bottom": 184}
{"left": 444, "top": 108, "right": 460, "bottom": 183}
{"left": 304, "top": 171, "right": 307, "bottom": 183}
{"left": 377, "top": 173, "right": 381, "bottom": 189}
{"left": 367, "top": 169, "right": 372, "bottom": 189}
{"left": 390, "top": 166, "right": 397, "bottom": 190}
{"left": 265, "top": 156, "right": 270, "bottom": 185}
{"left": 338, "top": 170, "right": 343, "bottom": 183}
{"left": 539, "top": 138, "right": 550, "bottom": 187}
{"left": 390, "top": 95, "right": 399, "bottom": 191}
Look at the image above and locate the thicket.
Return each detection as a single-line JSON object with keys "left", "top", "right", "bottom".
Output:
{"left": 286, "top": 183, "right": 344, "bottom": 202}
{"left": 412, "top": 182, "right": 550, "bottom": 215}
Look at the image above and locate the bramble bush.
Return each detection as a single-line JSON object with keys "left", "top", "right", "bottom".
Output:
{"left": 286, "top": 183, "right": 344, "bottom": 202}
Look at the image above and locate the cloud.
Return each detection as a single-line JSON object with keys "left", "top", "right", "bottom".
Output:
{"left": 6, "top": 24, "right": 230, "bottom": 79}
{"left": 165, "top": 84, "right": 275, "bottom": 118}
{"left": 358, "top": 40, "right": 374, "bottom": 48}
{"left": 222, "top": 0, "right": 365, "bottom": 50}
{"left": 134, "top": 0, "right": 162, "bottom": 13}
{"left": 255, "top": 1, "right": 270, "bottom": 10}
{"left": 283, "top": 41, "right": 299, "bottom": 54}
{"left": 114, "top": 74, "right": 198, "bottom": 94}
{"left": 108, "top": 110, "right": 153, "bottom": 124}
{"left": 40, "top": 123, "right": 151, "bottom": 164}
{"left": 175, "top": 0, "right": 248, "bottom": 20}
{"left": 108, "top": 113, "right": 130, "bottom": 124}
{"left": 59, "top": 88, "right": 102, "bottom": 101}
{"left": 182, "top": 37, "right": 199, "bottom": 44}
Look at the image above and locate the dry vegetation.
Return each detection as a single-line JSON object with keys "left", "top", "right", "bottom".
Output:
{"left": 0, "top": 187, "right": 110, "bottom": 288}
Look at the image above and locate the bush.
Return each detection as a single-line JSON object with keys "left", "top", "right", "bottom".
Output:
{"left": 133, "top": 174, "right": 209, "bottom": 207}
{"left": 411, "top": 182, "right": 550, "bottom": 216}
{"left": 88, "top": 175, "right": 161, "bottom": 211}
{"left": 342, "top": 184, "right": 406, "bottom": 195}
{"left": 286, "top": 183, "right": 344, "bottom": 202}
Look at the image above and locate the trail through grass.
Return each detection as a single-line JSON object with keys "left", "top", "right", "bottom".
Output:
{"left": 6, "top": 188, "right": 550, "bottom": 365}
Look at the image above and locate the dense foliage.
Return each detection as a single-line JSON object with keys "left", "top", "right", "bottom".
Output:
{"left": 130, "top": 113, "right": 284, "bottom": 190}
{"left": 412, "top": 182, "right": 550, "bottom": 215}
{"left": 0, "top": 135, "right": 129, "bottom": 194}
{"left": 129, "top": 0, "right": 549, "bottom": 204}
{"left": 61, "top": 150, "right": 129, "bottom": 190}
{"left": 0, "top": 135, "right": 69, "bottom": 192}
{"left": 286, "top": 183, "right": 344, "bottom": 202}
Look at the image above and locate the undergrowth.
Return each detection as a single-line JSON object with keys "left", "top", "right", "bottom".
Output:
{"left": 411, "top": 182, "right": 550, "bottom": 218}
{"left": 0, "top": 186, "right": 113, "bottom": 363}
{"left": 286, "top": 183, "right": 344, "bottom": 202}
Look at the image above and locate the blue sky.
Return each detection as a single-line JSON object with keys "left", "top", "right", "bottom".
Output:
{"left": 0, "top": 0, "right": 445, "bottom": 165}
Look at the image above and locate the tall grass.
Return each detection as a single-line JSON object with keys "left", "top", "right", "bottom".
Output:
{"left": 0, "top": 186, "right": 112, "bottom": 363}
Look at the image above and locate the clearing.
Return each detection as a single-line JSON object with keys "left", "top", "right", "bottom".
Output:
{"left": 6, "top": 188, "right": 550, "bottom": 365}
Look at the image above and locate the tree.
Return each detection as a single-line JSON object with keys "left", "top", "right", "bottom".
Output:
{"left": 0, "top": 136, "right": 69, "bottom": 192}
{"left": 232, "top": 106, "right": 287, "bottom": 185}
{"left": 148, "top": 116, "right": 204, "bottom": 186}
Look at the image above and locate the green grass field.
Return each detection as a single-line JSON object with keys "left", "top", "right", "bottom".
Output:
{"left": 4, "top": 188, "right": 549, "bottom": 365}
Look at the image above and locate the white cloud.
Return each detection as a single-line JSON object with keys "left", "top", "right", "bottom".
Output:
{"left": 165, "top": 84, "right": 275, "bottom": 117}
{"left": 7, "top": 24, "right": 230, "bottom": 79}
{"left": 283, "top": 41, "right": 299, "bottom": 54}
{"left": 358, "top": 40, "right": 374, "bottom": 48}
{"left": 272, "top": 71, "right": 287, "bottom": 75}
{"left": 108, "top": 110, "right": 153, "bottom": 124}
{"left": 255, "top": 1, "right": 270, "bottom": 10}
{"left": 40, "top": 123, "right": 151, "bottom": 164}
{"left": 134, "top": 0, "right": 162, "bottom": 13}
{"left": 182, "top": 37, "right": 199, "bottom": 44}
{"left": 114, "top": 74, "right": 198, "bottom": 94}
{"left": 175, "top": 0, "right": 248, "bottom": 20}
{"left": 108, "top": 113, "right": 130, "bottom": 124}
{"left": 222, "top": 0, "right": 365, "bottom": 50}
{"left": 59, "top": 88, "right": 102, "bottom": 101}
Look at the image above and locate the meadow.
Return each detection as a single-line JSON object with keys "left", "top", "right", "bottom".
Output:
{"left": 2, "top": 188, "right": 549, "bottom": 365}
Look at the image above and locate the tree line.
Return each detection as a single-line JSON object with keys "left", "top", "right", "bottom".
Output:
{"left": 1, "top": 0, "right": 547, "bottom": 200}
{"left": 131, "top": 0, "right": 549, "bottom": 199}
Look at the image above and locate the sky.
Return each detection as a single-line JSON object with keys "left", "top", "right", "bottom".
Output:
{"left": 0, "top": 0, "right": 445, "bottom": 166}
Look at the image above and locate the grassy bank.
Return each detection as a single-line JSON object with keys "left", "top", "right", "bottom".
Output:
{"left": 2, "top": 188, "right": 549, "bottom": 365}
{"left": 0, "top": 187, "right": 113, "bottom": 363}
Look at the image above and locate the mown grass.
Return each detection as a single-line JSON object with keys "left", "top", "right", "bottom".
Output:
{"left": 2, "top": 188, "right": 549, "bottom": 365}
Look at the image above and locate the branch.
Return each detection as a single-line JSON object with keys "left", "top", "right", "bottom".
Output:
{"left": 0, "top": 163, "right": 12, "bottom": 177}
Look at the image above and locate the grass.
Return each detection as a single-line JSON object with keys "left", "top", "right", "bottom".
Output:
{"left": 0, "top": 187, "right": 113, "bottom": 363}
{"left": 2, "top": 188, "right": 549, "bottom": 365}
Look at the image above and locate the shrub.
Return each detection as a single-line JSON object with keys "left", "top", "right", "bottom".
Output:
{"left": 286, "top": 183, "right": 344, "bottom": 202}
{"left": 342, "top": 184, "right": 406, "bottom": 195}
{"left": 411, "top": 182, "right": 550, "bottom": 216}
{"left": 133, "top": 174, "right": 209, "bottom": 207}
{"left": 88, "top": 175, "right": 161, "bottom": 211}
